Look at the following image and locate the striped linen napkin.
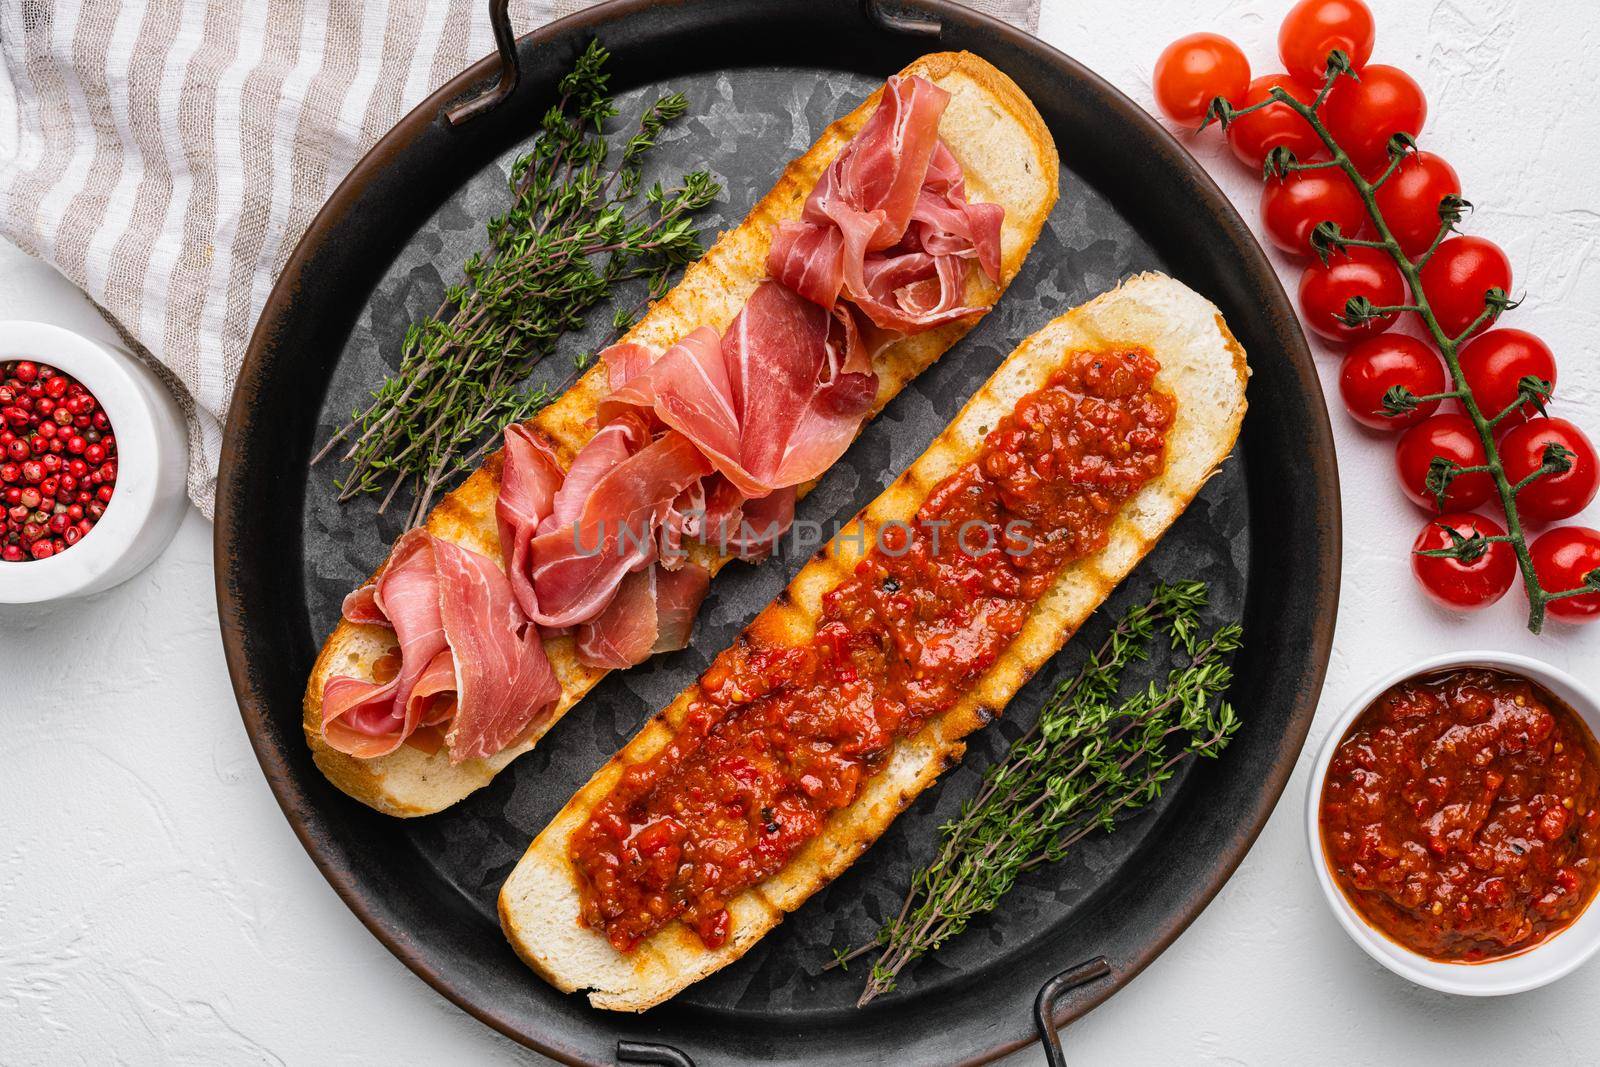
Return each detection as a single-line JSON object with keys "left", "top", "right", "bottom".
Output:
{"left": 0, "top": 0, "right": 1040, "bottom": 517}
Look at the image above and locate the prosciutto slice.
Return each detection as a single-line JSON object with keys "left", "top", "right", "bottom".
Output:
{"left": 725, "top": 283, "right": 878, "bottom": 489}
{"left": 519, "top": 279, "right": 876, "bottom": 649}
{"left": 766, "top": 75, "right": 1004, "bottom": 333}
{"left": 914, "top": 141, "right": 1004, "bottom": 283}
{"left": 724, "top": 486, "right": 796, "bottom": 561}
{"left": 527, "top": 429, "right": 712, "bottom": 628}
{"left": 321, "top": 529, "right": 560, "bottom": 764}
{"left": 597, "top": 282, "right": 877, "bottom": 500}
{"left": 434, "top": 538, "right": 562, "bottom": 762}
{"left": 322, "top": 532, "right": 447, "bottom": 759}
{"left": 496, "top": 288, "right": 855, "bottom": 666}
{"left": 398, "top": 653, "right": 458, "bottom": 756}
{"left": 495, "top": 411, "right": 719, "bottom": 669}
{"left": 495, "top": 424, "right": 565, "bottom": 624}
{"left": 574, "top": 562, "right": 712, "bottom": 668}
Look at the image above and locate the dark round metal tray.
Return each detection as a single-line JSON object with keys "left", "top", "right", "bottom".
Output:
{"left": 216, "top": 1, "right": 1340, "bottom": 1063}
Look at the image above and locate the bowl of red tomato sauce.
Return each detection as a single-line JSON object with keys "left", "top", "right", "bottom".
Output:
{"left": 1307, "top": 652, "right": 1600, "bottom": 995}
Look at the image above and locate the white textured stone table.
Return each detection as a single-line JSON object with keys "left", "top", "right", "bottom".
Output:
{"left": 3, "top": 1, "right": 1597, "bottom": 1061}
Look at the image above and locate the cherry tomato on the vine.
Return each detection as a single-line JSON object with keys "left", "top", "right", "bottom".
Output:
{"left": 1395, "top": 412, "right": 1493, "bottom": 512}
{"left": 1227, "top": 74, "right": 1324, "bottom": 169}
{"left": 1298, "top": 245, "right": 1406, "bottom": 342}
{"left": 1153, "top": 33, "right": 1251, "bottom": 123}
{"left": 1260, "top": 168, "right": 1365, "bottom": 255}
{"left": 1338, "top": 334, "right": 1446, "bottom": 430}
{"left": 1371, "top": 151, "right": 1460, "bottom": 257}
{"left": 1530, "top": 526, "right": 1600, "bottom": 622}
{"left": 1322, "top": 64, "right": 1427, "bottom": 171}
{"left": 1416, "top": 235, "right": 1513, "bottom": 340}
{"left": 1279, "top": 0, "right": 1375, "bottom": 85}
{"left": 1456, "top": 328, "right": 1557, "bottom": 430}
{"left": 1499, "top": 417, "right": 1598, "bottom": 524}
{"left": 1411, "top": 511, "right": 1516, "bottom": 610}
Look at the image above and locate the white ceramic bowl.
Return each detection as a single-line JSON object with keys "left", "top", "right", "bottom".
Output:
{"left": 1306, "top": 650, "right": 1600, "bottom": 996}
{"left": 0, "top": 321, "right": 188, "bottom": 603}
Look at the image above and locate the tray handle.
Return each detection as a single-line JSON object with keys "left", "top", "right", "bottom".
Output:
{"left": 1033, "top": 956, "right": 1113, "bottom": 1067}
{"left": 447, "top": 0, "right": 940, "bottom": 126}
{"left": 448, "top": 0, "right": 520, "bottom": 126}
{"left": 617, "top": 1039, "right": 695, "bottom": 1067}
{"left": 860, "top": 0, "right": 943, "bottom": 37}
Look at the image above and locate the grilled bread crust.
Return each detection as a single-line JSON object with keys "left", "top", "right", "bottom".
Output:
{"left": 304, "top": 51, "right": 1059, "bottom": 816}
{"left": 499, "top": 272, "right": 1250, "bottom": 1011}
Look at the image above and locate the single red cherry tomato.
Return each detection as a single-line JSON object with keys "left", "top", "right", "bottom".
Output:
{"left": 1371, "top": 152, "right": 1461, "bottom": 257}
{"left": 1297, "top": 245, "right": 1405, "bottom": 342}
{"left": 1457, "top": 328, "right": 1557, "bottom": 430}
{"left": 1412, "top": 512, "right": 1516, "bottom": 610}
{"left": 1260, "top": 169, "right": 1366, "bottom": 255}
{"left": 1530, "top": 526, "right": 1600, "bottom": 622}
{"left": 1279, "top": 0, "right": 1376, "bottom": 84}
{"left": 1322, "top": 64, "right": 1426, "bottom": 171}
{"left": 1416, "top": 235, "right": 1513, "bottom": 339}
{"left": 1227, "top": 74, "right": 1324, "bottom": 169}
{"left": 1395, "top": 412, "right": 1493, "bottom": 512}
{"left": 1154, "top": 33, "right": 1251, "bottom": 124}
{"left": 1338, "top": 334, "right": 1446, "bottom": 430}
{"left": 1500, "top": 417, "right": 1599, "bottom": 524}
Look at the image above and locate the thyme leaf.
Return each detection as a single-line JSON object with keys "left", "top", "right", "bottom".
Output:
{"left": 829, "top": 581, "right": 1243, "bottom": 1006}
{"left": 315, "top": 40, "right": 721, "bottom": 528}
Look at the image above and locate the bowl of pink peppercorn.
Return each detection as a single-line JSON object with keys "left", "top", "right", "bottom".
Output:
{"left": 0, "top": 321, "right": 187, "bottom": 603}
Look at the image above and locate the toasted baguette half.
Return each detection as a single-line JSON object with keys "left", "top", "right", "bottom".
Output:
{"left": 499, "top": 272, "right": 1249, "bottom": 1011}
{"left": 304, "top": 52, "right": 1058, "bottom": 817}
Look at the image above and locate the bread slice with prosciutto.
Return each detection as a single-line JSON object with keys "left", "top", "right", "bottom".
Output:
{"left": 304, "top": 51, "right": 1059, "bottom": 817}
{"left": 499, "top": 272, "right": 1249, "bottom": 1011}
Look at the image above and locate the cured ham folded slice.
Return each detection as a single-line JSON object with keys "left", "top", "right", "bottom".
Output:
{"left": 526, "top": 428, "right": 711, "bottom": 628}
{"left": 914, "top": 142, "right": 1004, "bottom": 283}
{"left": 498, "top": 284, "right": 877, "bottom": 670}
{"left": 497, "top": 414, "right": 717, "bottom": 669}
{"left": 323, "top": 531, "right": 445, "bottom": 759}
{"left": 719, "top": 483, "right": 795, "bottom": 561}
{"left": 766, "top": 76, "right": 1003, "bottom": 332}
{"left": 321, "top": 529, "right": 561, "bottom": 763}
{"left": 603, "top": 282, "right": 877, "bottom": 497}
{"left": 726, "top": 283, "right": 878, "bottom": 490}
{"left": 495, "top": 424, "right": 565, "bottom": 628}
{"left": 574, "top": 563, "right": 712, "bottom": 669}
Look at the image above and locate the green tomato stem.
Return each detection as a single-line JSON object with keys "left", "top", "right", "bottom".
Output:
{"left": 1254, "top": 71, "right": 1562, "bottom": 632}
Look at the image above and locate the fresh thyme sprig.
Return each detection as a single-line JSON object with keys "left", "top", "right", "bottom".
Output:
{"left": 1203, "top": 53, "right": 1600, "bottom": 633}
{"left": 827, "top": 581, "right": 1243, "bottom": 1006}
{"left": 314, "top": 40, "right": 721, "bottom": 528}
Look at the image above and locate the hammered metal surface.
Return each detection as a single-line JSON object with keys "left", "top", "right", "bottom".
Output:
{"left": 302, "top": 65, "right": 1247, "bottom": 1017}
